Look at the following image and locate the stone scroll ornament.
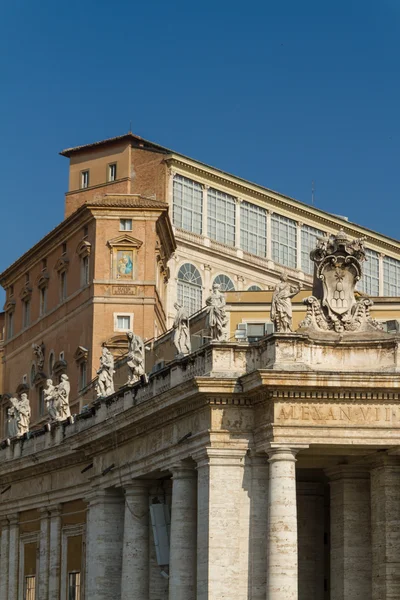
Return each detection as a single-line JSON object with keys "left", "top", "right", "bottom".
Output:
{"left": 299, "top": 229, "right": 383, "bottom": 333}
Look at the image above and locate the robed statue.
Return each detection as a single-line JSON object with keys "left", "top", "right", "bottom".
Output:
{"left": 126, "top": 331, "right": 145, "bottom": 385}
{"left": 173, "top": 302, "right": 191, "bottom": 356}
{"left": 45, "top": 375, "right": 72, "bottom": 421}
{"left": 7, "top": 393, "right": 31, "bottom": 438}
{"left": 271, "top": 274, "right": 301, "bottom": 333}
{"left": 206, "top": 283, "right": 228, "bottom": 342}
{"left": 96, "top": 346, "right": 115, "bottom": 398}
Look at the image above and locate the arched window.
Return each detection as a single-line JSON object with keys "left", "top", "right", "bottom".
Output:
{"left": 213, "top": 274, "right": 235, "bottom": 292}
{"left": 177, "top": 263, "right": 202, "bottom": 315}
{"left": 248, "top": 285, "right": 262, "bottom": 291}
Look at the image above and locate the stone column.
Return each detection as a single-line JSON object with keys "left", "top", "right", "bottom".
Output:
{"left": 195, "top": 448, "right": 250, "bottom": 600}
{"left": 327, "top": 467, "right": 371, "bottom": 600}
{"left": 249, "top": 454, "right": 269, "bottom": 600}
{"left": 0, "top": 519, "right": 10, "bottom": 600}
{"left": 8, "top": 514, "right": 19, "bottom": 600}
{"left": 267, "top": 447, "right": 298, "bottom": 600}
{"left": 297, "top": 482, "right": 325, "bottom": 600}
{"left": 121, "top": 481, "right": 150, "bottom": 600}
{"left": 169, "top": 461, "right": 197, "bottom": 600}
{"left": 38, "top": 508, "right": 50, "bottom": 600}
{"left": 371, "top": 460, "right": 400, "bottom": 600}
{"left": 85, "top": 488, "right": 125, "bottom": 600}
{"left": 48, "top": 504, "right": 62, "bottom": 600}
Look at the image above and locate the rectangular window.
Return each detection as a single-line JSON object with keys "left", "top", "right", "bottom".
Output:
{"left": 79, "top": 362, "right": 87, "bottom": 390}
{"left": 119, "top": 218, "right": 132, "bottom": 231}
{"left": 62, "top": 242, "right": 67, "bottom": 255}
{"left": 108, "top": 163, "right": 117, "bottom": 182}
{"left": 301, "top": 225, "right": 324, "bottom": 275}
{"left": 240, "top": 201, "right": 267, "bottom": 257}
{"left": 383, "top": 256, "right": 400, "bottom": 296}
{"left": 60, "top": 272, "right": 67, "bottom": 301}
{"left": 25, "top": 575, "right": 36, "bottom": 600}
{"left": 207, "top": 188, "right": 236, "bottom": 246}
{"left": 42, "top": 258, "right": 47, "bottom": 270}
{"left": 172, "top": 175, "right": 203, "bottom": 234}
{"left": 81, "top": 170, "right": 89, "bottom": 189}
{"left": 116, "top": 315, "right": 131, "bottom": 330}
{"left": 81, "top": 256, "right": 90, "bottom": 286}
{"left": 247, "top": 322, "right": 267, "bottom": 342}
{"left": 357, "top": 249, "right": 379, "bottom": 296}
{"left": 68, "top": 572, "right": 81, "bottom": 600}
{"left": 23, "top": 299, "right": 31, "bottom": 328}
{"left": 271, "top": 214, "right": 297, "bottom": 268}
{"left": 7, "top": 312, "right": 14, "bottom": 339}
{"left": 40, "top": 287, "right": 47, "bottom": 316}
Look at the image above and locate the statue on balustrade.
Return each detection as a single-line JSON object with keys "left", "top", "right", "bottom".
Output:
{"left": 96, "top": 346, "right": 115, "bottom": 398}
{"left": 7, "top": 393, "right": 31, "bottom": 438}
{"left": 173, "top": 302, "right": 191, "bottom": 356}
{"left": 45, "top": 375, "right": 72, "bottom": 421}
{"left": 126, "top": 330, "right": 145, "bottom": 385}
{"left": 271, "top": 274, "right": 301, "bottom": 333}
{"left": 206, "top": 283, "right": 228, "bottom": 342}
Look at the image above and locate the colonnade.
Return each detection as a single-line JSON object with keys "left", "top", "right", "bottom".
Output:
{"left": 1, "top": 448, "right": 400, "bottom": 599}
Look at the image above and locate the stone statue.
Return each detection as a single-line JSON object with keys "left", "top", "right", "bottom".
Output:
{"left": 299, "top": 229, "right": 383, "bottom": 333}
{"left": 96, "top": 346, "right": 115, "bottom": 398}
{"left": 126, "top": 331, "right": 145, "bottom": 385}
{"left": 9, "top": 393, "right": 31, "bottom": 438}
{"left": 6, "top": 405, "right": 18, "bottom": 438}
{"left": 271, "top": 274, "right": 301, "bottom": 333}
{"left": 55, "top": 374, "right": 71, "bottom": 420}
{"left": 44, "top": 378, "right": 58, "bottom": 421}
{"left": 32, "top": 343, "right": 45, "bottom": 372}
{"left": 173, "top": 302, "right": 191, "bottom": 356}
{"left": 45, "top": 375, "right": 72, "bottom": 421}
{"left": 205, "top": 283, "right": 228, "bottom": 342}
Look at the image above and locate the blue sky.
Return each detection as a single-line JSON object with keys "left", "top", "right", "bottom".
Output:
{"left": 0, "top": 0, "right": 399, "bottom": 303}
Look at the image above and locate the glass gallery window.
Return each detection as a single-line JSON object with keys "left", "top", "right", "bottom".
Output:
{"left": 301, "top": 224, "right": 324, "bottom": 275}
{"left": 383, "top": 256, "right": 400, "bottom": 296}
{"left": 173, "top": 175, "right": 203, "bottom": 234}
{"left": 213, "top": 274, "right": 235, "bottom": 292}
{"left": 207, "top": 188, "right": 235, "bottom": 246}
{"left": 177, "top": 263, "right": 202, "bottom": 315}
{"left": 271, "top": 214, "right": 297, "bottom": 268}
{"left": 240, "top": 201, "right": 267, "bottom": 257}
{"left": 358, "top": 249, "right": 379, "bottom": 296}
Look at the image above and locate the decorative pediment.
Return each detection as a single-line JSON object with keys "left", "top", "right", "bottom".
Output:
{"left": 53, "top": 359, "right": 67, "bottom": 375}
{"left": 15, "top": 383, "right": 29, "bottom": 395}
{"left": 33, "top": 371, "right": 47, "bottom": 386}
{"left": 76, "top": 240, "right": 92, "bottom": 258}
{"left": 103, "top": 334, "right": 129, "bottom": 356}
{"left": 3, "top": 298, "right": 16, "bottom": 313}
{"left": 19, "top": 285, "right": 32, "bottom": 301}
{"left": 35, "top": 271, "right": 50, "bottom": 289}
{"left": 55, "top": 257, "right": 69, "bottom": 273}
{"left": 74, "top": 346, "right": 89, "bottom": 363}
{"left": 107, "top": 234, "right": 143, "bottom": 249}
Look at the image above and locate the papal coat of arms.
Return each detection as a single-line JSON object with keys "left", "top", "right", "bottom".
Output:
{"left": 299, "top": 229, "right": 382, "bottom": 333}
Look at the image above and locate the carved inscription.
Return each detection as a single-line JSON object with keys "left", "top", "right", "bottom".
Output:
{"left": 112, "top": 285, "right": 137, "bottom": 296}
{"left": 275, "top": 403, "right": 400, "bottom": 426}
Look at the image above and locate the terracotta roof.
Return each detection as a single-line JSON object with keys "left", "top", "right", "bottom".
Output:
{"left": 87, "top": 195, "right": 169, "bottom": 209}
{"left": 60, "top": 132, "right": 172, "bottom": 157}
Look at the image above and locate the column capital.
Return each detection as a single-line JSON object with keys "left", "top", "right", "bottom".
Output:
{"left": 267, "top": 447, "right": 298, "bottom": 463}
{"left": 0, "top": 517, "right": 10, "bottom": 528}
{"left": 325, "top": 465, "right": 370, "bottom": 481}
{"left": 123, "top": 479, "right": 152, "bottom": 496}
{"left": 85, "top": 488, "right": 124, "bottom": 507}
{"left": 193, "top": 447, "right": 248, "bottom": 469}
{"left": 7, "top": 514, "right": 19, "bottom": 527}
{"left": 170, "top": 460, "right": 197, "bottom": 480}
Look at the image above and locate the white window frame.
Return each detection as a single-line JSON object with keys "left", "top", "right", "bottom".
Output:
{"left": 271, "top": 213, "right": 297, "bottom": 268}
{"left": 212, "top": 274, "right": 235, "bottom": 292}
{"left": 358, "top": 249, "right": 380, "bottom": 296}
{"left": 383, "top": 256, "right": 400, "bottom": 296}
{"left": 301, "top": 224, "right": 324, "bottom": 275}
{"left": 114, "top": 312, "right": 134, "bottom": 332}
{"left": 177, "top": 263, "right": 203, "bottom": 315}
{"left": 108, "top": 163, "right": 117, "bottom": 182}
{"left": 119, "top": 218, "right": 133, "bottom": 231}
{"left": 60, "top": 524, "right": 85, "bottom": 600}
{"left": 240, "top": 201, "right": 267, "bottom": 257}
{"left": 207, "top": 188, "right": 236, "bottom": 246}
{"left": 172, "top": 175, "right": 203, "bottom": 234}
{"left": 80, "top": 170, "right": 89, "bottom": 189}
